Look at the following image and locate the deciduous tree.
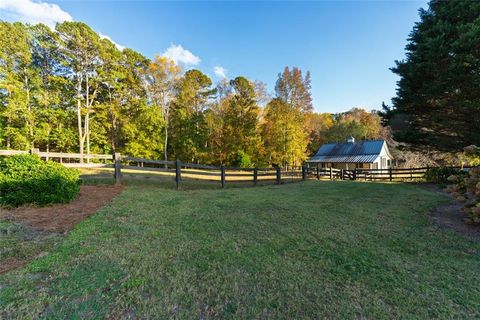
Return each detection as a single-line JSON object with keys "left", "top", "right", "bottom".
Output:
{"left": 262, "top": 98, "right": 308, "bottom": 168}
{"left": 56, "top": 21, "right": 103, "bottom": 161}
{"left": 143, "top": 56, "right": 181, "bottom": 161}
{"left": 275, "top": 66, "right": 313, "bottom": 113}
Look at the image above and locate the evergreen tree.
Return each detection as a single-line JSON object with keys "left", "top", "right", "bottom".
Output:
{"left": 169, "top": 69, "right": 215, "bottom": 163}
{"left": 205, "top": 76, "right": 263, "bottom": 166}
{"left": 0, "top": 22, "right": 33, "bottom": 149}
{"left": 222, "top": 76, "right": 262, "bottom": 166}
{"left": 56, "top": 21, "right": 103, "bottom": 161}
{"left": 386, "top": 0, "right": 480, "bottom": 151}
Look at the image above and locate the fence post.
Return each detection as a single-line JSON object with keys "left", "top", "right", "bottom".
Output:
{"left": 221, "top": 165, "right": 226, "bottom": 188}
{"left": 353, "top": 169, "right": 357, "bottom": 181}
{"left": 276, "top": 167, "right": 281, "bottom": 185}
{"left": 302, "top": 165, "right": 307, "bottom": 180}
{"left": 389, "top": 167, "right": 393, "bottom": 182}
{"left": 175, "top": 160, "right": 182, "bottom": 190}
{"left": 114, "top": 152, "right": 122, "bottom": 185}
{"left": 329, "top": 167, "right": 333, "bottom": 180}
{"left": 253, "top": 168, "right": 258, "bottom": 186}
{"left": 340, "top": 169, "right": 344, "bottom": 180}
{"left": 316, "top": 164, "right": 320, "bottom": 180}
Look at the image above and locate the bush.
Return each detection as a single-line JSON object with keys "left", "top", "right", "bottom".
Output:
{"left": 437, "top": 146, "right": 480, "bottom": 225}
{"left": 424, "top": 167, "right": 466, "bottom": 184}
{"left": 460, "top": 166, "right": 480, "bottom": 224}
{"left": 232, "top": 150, "right": 253, "bottom": 168}
{"left": 0, "top": 154, "right": 80, "bottom": 207}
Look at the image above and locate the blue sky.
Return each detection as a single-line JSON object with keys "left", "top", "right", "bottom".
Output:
{"left": 0, "top": 0, "right": 428, "bottom": 113}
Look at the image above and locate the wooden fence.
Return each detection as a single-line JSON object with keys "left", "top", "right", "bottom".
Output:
{"left": 117, "top": 154, "right": 293, "bottom": 188}
{"left": 0, "top": 149, "right": 470, "bottom": 188}
{"left": 306, "top": 166, "right": 471, "bottom": 182}
{"left": 0, "top": 149, "right": 301, "bottom": 188}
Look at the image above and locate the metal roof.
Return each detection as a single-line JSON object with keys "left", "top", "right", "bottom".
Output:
{"left": 308, "top": 140, "right": 386, "bottom": 163}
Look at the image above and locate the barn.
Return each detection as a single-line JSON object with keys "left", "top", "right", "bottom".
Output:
{"left": 307, "top": 137, "right": 394, "bottom": 170}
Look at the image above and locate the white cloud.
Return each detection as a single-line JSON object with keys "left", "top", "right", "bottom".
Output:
{"left": 0, "top": 0, "right": 72, "bottom": 29}
{"left": 0, "top": 0, "right": 126, "bottom": 51}
{"left": 213, "top": 66, "right": 227, "bottom": 79}
{"left": 99, "top": 33, "right": 125, "bottom": 51}
{"left": 162, "top": 44, "right": 200, "bottom": 66}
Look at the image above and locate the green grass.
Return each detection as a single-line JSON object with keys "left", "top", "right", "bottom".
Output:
{"left": 1, "top": 181, "right": 479, "bottom": 318}
{"left": 80, "top": 171, "right": 288, "bottom": 190}
{"left": 0, "top": 220, "right": 62, "bottom": 267}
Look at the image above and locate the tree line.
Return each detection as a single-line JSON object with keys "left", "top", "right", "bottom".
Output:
{"left": 0, "top": 21, "right": 385, "bottom": 167}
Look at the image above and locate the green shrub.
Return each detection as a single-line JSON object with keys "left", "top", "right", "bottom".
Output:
{"left": 424, "top": 167, "right": 466, "bottom": 184}
{"left": 232, "top": 150, "right": 253, "bottom": 168}
{"left": 0, "top": 154, "right": 80, "bottom": 207}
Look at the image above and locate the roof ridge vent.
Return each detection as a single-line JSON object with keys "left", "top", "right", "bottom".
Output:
{"left": 347, "top": 136, "right": 355, "bottom": 143}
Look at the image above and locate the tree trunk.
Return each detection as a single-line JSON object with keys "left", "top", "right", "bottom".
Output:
{"left": 85, "top": 74, "right": 90, "bottom": 164}
{"left": 109, "top": 105, "right": 117, "bottom": 153}
{"left": 77, "top": 75, "right": 84, "bottom": 163}
{"left": 110, "top": 114, "right": 116, "bottom": 153}
{"left": 86, "top": 115, "right": 90, "bottom": 164}
{"left": 24, "top": 70, "right": 34, "bottom": 149}
{"left": 6, "top": 119, "right": 11, "bottom": 149}
{"left": 164, "top": 125, "right": 168, "bottom": 167}
{"left": 163, "top": 103, "right": 169, "bottom": 167}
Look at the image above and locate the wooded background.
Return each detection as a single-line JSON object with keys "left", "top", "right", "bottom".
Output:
{"left": 1, "top": 0, "right": 479, "bottom": 168}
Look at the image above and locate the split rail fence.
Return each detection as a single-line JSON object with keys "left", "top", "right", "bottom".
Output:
{"left": 0, "top": 149, "right": 470, "bottom": 188}
{"left": 0, "top": 149, "right": 302, "bottom": 188}
{"left": 307, "top": 166, "right": 429, "bottom": 181}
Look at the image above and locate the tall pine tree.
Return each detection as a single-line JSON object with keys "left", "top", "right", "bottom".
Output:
{"left": 386, "top": 0, "right": 480, "bottom": 151}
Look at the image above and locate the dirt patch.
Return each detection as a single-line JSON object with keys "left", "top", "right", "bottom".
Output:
{"left": 0, "top": 185, "right": 123, "bottom": 274}
{"left": 0, "top": 185, "right": 124, "bottom": 233}
{"left": 0, "top": 258, "right": 27, "bottom": 274}
{"left": 422, "top": 184, "right": 480, "bottom": 243}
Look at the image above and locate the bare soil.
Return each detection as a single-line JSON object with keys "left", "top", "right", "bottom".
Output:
{"left": 0, "top": 258, "right": 27, "bottom": 274}
{"left": 0, "top": 185, "right": 124, "bottom": 233}
{"left": 422, "top": 184, "right": 480, "bottom": 243}
{"left": 0, "top": 185, "right": 123, "bottom": 274}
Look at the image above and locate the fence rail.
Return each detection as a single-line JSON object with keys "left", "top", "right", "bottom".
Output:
{"left": 0, "top": 149, "right": 290, "bottom": 188}
{"left": 307, "top": 165, "right": 472, "bottom": 182}
{"left": 0, "top": 148, "right": 472, "bottom": 188}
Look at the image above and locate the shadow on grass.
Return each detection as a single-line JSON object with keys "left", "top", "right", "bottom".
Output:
{"left": 80, "top": 173, "right": 303, "bottom": 191}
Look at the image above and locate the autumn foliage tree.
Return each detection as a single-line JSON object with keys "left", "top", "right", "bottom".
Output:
{"left": 143, "top": 56, "right": 182, "bottom": 162}
{"left": 1, "top": 20, "right": 357, "bottom": 168}
{"left": 323, "top": 108, "right": 384, "bottom": 143}
{"left": 260, "top": 67, "right": 314, "bottom": 167}
{"left": 262, "top": 98, "right": 308, "bottom": 167}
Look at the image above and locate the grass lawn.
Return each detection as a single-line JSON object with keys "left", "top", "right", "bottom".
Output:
{"left": 1, "top": 181, "right": 479, "bottom": 318}
{"left": 0, "top": 220, "right": 63, "bottom": 273}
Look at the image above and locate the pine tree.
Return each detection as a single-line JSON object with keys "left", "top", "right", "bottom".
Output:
{"left": 387, "top": 0, "right": 480, "bottom": 151}
{"left": 0, "top": 22, "right": 33, "bottom": 149}
{"left": 169, "top": 69, "right": 215, "bottom": 163}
